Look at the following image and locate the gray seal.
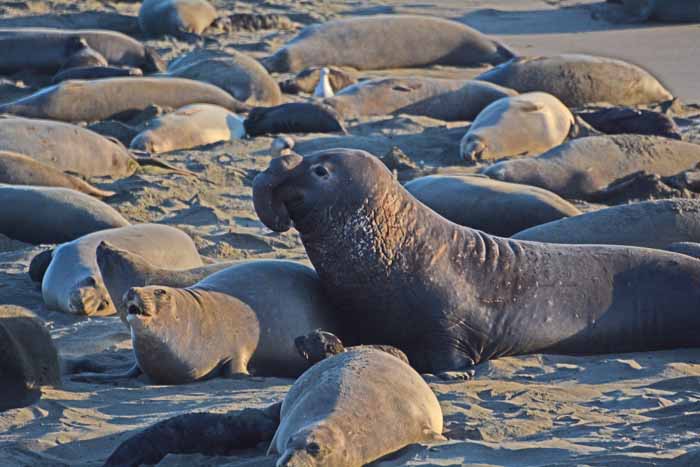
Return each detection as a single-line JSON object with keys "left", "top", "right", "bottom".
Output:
{"left": 294, "top": 329, "right": 410, "bottom": 365}
{"left": 253, "top": 148, "right": 700, "bottom": 377}
{"left": 244, "top": 102, "right": 347, "bottom": 136}
{"left": 139, "top": 0, "right": 218, "bottom": 37}
{"left": 576, "top": 107, "right": 681, "bottom": 140}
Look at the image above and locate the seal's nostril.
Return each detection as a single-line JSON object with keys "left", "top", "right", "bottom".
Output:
{"left": 128, "top": 304, "right": 141, "bottom": 315}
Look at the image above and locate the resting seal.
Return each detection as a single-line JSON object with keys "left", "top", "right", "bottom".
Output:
{"left": 404, "top": 174, "right": 580, "bottom": 236}
{"left": 139, "top": 0, "right": 218, "bottom": 37}
{"left": 42, "top": 224, "right": 202, "bottom": 316}
{"left": 513, "top": 199, "right": 700, "bottom": 249}
{"left": 58, "top": 36, "right": 108, "bottom": 70}
{"left": 295, "top": 329, "right": 410, "bottom": 365}
{"left": 576, "top": 107, "right": 681, "bottom": 139}
{"left": 262, "top": 14, "right": 515, "bottom": 72}
{"left": 253, "top": 148, "right": 700, "bottom": 376}
{"left": 477, "top": 54, "right": 672, "bottom": 107}
{"left": 244, "top": 102, "right": 347, "bottom": 136}
{"left": 482, "top": 135, "right": 700, "bottom": 200}
{"left": 52, "top": 65, "right": 143, "bottom": 84}
{"left": 324, "top": 77, "right": 517, "bottom": 121}
{"left": 460, "top": 92, "right": 575, "bottom": 162}
{"left": 130, "top": 104, "right": 245, "bottom": 154}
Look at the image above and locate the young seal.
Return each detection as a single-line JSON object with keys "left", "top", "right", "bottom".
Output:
{"left": 139, "top": 0, "right": 218, "bottom": 37}
{"left": 482, "top": 135, "right": 700, "bottom": 200}
{"left": 0, "top": 150, "right": 115, "bottom": 198}
{"left": 664, "top": 242, "right": 700, "bottom": 260}
{"left": 244, "top": 102, "right": 347, "bottom": 136}
{"left": 460, "top": 92, "right": 575, "bottom": 162}
{"left": 476, "top": 54, "right": 673, "bottom": 107}
{"left": 0, "top": 185, "right": 128, "bottom": 245}
{"left": 0, "top": 28, "right": 164, "bottom": 73}
{"left": 167, "top": 49, "right": 282, "bottom": 106}
{"left": 295, "top": 329, "right": 410, "bottom": 365}
{"left": 404, "top": 174, "right": 580, "bottom": 236}
{"left": 0, "top": 77, "right": 248, "bottom": 123}
{"left": 262, "top": 14, "right": 515, "bottom": 72}
{"left": 512, "top": 199, "right": 700, "bottom": 249}
{"left": 253, "top": 148, "right": 700, "bottom": 377}
{"left": 104, "top": 348, "right": 443, "bottom": 467}
{"left": 576, "top": 107, "right": 681, "bottom": 139}
{"left": 42, "top": 224, "right": 202, "bottom": 317}
{"left": 324, "top": 77, "right": 517, "bottom": 121}
{"left": 130, "top": 104, "right": 245, "bottom": 154}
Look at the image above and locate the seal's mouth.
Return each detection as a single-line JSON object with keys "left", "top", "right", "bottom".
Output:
{"left": 125, "top": 297, "right": 151, "bottom": 321}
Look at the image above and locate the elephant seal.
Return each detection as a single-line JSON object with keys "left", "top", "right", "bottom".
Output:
{"left": 167, "top": 49, "right": 282, "bottom": 106}
{"left": 103, "top": 348, "right": 442, "bottom": 467}
{"left": 253, "top": 148, "right": 700, "bottom": 376}
{"left": 460, "top": 92, "right": 574, "bottom": 162}
{"left": 244, "top": 102, "right": 347, "bottom": 136}
{"left": 324, "top": 77, "right": 517, "bottom": 121}
{"left": 130, "top": 104, "right": 245, "bottom": 154}
{"left": 58, "top": 36, "right": 108, "bottom": 70}
{"left": 482, "top": 135, "right": 700, "bottom": 200}
{"left": 42, "top": 224, "right": 202, "bottom": 316}
{"left": 476, "top": 54, "right": 673, "bottom": 107}
{"left": 280, "top": 66, "right": 358, "bottom": 95}
{"left": 665, "top": 242, "right": 700, "bottom": 259}
{"left": 513, "top": 199, "right": 700, "bottom": 249}
{"left": 0, "top": 306, "right": 61, "bottom": 412}
{"left": 404, "top": 174, "right": 580, "bottom": 236}
{"left": 295, "top": 329, "right": 410, "bottom": 365}
{"left": 52, "top": 65, "right": 143, "bottom": 84}
{"left": 0, "top": 185, "right": 128, "bottom": 244}
{"left": 262, "top": 14, "right": 515, "bottom": 72}
{"left": 0, "top": 28, "right": 165, "bottom": 73}
{"left": 139, "top": 0, "right": 218, "bottom": 37}
{"left": 618, "top": 0, "right": 700, "bottom": 22}
{"left": 576, "top": 107, "right": 681, "bottom": 139}
{"left": 0, "top": 150, "right": 115, "bottom": 198}
{"left": 0, "top": 77, "right": 248, "bottom": 123}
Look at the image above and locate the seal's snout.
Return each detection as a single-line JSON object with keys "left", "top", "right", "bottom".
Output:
{"left": 68, "top": 276, "right": 114, "bottom": 316}
{"left": 276, "top": 449, "right": 315, "bottom": 467}
{"left": 460, "top": 137, "right": 485, "bottom": 163}
{"left": 124, "top": 289, "right": 152, "bottom": 321}
{"left": 253, "top": 153, "right": 304, "bottom": 232}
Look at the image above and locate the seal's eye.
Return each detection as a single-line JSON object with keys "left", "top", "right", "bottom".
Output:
{"left": 312, "top": 165, "right": 329, "bottom": 178}
{"left": 154, "top": 289, "right": 167, "bottom": 297}
{"left": 306, "top": 442, "right": 321, "bottom": 456}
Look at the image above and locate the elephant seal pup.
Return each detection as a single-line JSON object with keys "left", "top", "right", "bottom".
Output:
{"left": 0, "top": 28, "right": 165, "bottom": 73}
{"left": 618, "top": 0, "right": 700, "bottom": 22}
{"left": 280, "top": 66, "right": 358, "bottom": 95}
{"left": 42, "top": 224, "right": 202, "bottom": 317}
{"left": 0, "top": 186, "right": 128, "bottom": 245}
{"left": 244, "top": 102, "right": 347, "bottom": 137}
{"left": 130, "top": 104, "right": 245, "bottom": 154}
{"left": 460, "top": 92, "right": 574, "bottom": 162}
{"left": 167, "top": 49, "right": 282, "bottom": 106}
{"left": 262, "top": 14, "right": 515, "bottom": 72}
{"left": 52, "top": 65, "right": 143, "bottom": 84}
{"left": 664, "top": 242, "right": 700, "bottom": 260}
{"left": 0, "top": 306, "right": 61, "bottom": 412}
{"left": 513, "top": 199, "right": 700, "bottom": 249}
{"left": 0, "top": 77, "right": 248, "bottom": 123}
{"left": 295, "top": 329, "right": 410, "bottom": 365}
{"left": 482, "top": 135, "right": 700, "bottom": 200}
{"left": 0, "top": 151, "right": 115, "bottom": 198}
{"left": 576, "top": 107, "right": 681, "bottom": 140}
{"left": 477, "top": 54, "right": 672, "bottom": 107}
{"left": 139, "top": 0, "right": 218, "bottom": 37}
{"left": 324, "top": 77, "right": 517, "bottom": 121}
{"left": 404, "top": 174, "right": 580, "bottom": 236}
{"left": 253, "top": 149, "right": 700, "bottom": 376}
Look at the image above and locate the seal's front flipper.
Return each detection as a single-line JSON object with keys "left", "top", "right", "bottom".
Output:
{"left": 70, "top": 363, "right": 142, "bottom": 384}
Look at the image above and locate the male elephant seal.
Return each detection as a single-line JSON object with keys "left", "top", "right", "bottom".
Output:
{"left": 512, "top": 199, "right": 700, "bottom": 249}
{"left": 42, "top": 224, "right": 202, "bottom": 317}
{"left": 404, "top": 174, "right": 580, "bottom": 236}
{"left": 0, "top": 77, "right": 248, "bottom": 123}
{"left": 460, "top": 92, "right": 574, "bottom": 162}
{"left": 617, "top": 0, "right": 700, "bottom": 22}
{"left": 476, "top": 54, "right": 672, "bottom": 107}
{"left": 139, "top": 0, "right": 218, "bottom": 37}
{"left": 0, "top": 28, "right": 164, "bottom": 73}
{"left": 0, "top": 186, "right": 128, "bottom": 245}
{"left": 253, "top": 148, "right": 700, "bottom": 376}
{"left": 244, "top": 102, "right": 347, "bottom": 136}
{"left": 324, "top": 77, "right": 517, "bottom": 121}
{"left": 130, "top": 104, "right": 245, "bottom": 154}
{"left": 0, "top": 150, "right": 114, "bottom": 198}
{"left": 664, "top": 242, "right": 700, "bottom": 260}
{"left": 262, "top": 15, "right": 515, "bottom": 72}
{"left": 295, "top": 329, "right": 410, "bottom": 365}
{"left": 104, "top": 348, "right": 443, "bottom": 467}
{"left": 482, "top": 135, "right": 700, "bottom": 200}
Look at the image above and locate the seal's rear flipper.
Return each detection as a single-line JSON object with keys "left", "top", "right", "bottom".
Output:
{"left": 29, "top": 249, "right": 54, "bottom": 283}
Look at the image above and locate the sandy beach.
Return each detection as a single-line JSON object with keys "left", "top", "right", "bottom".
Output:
{"left": 0, "top": 0, "right": 699, "bottom": 466}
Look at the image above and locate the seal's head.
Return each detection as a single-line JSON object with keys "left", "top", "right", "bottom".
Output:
{"left": 275, "top": 424, "right": 349, "bottom": 467}
{"left": 123, "top": 287, "right": 175, "bottom": 330}
{"left": 65, "top": 36, "right": 89, "bottom": 54}
{"left": 294, "top": 330, "right": 345, "bottom": 364}
{"left": 96, "top": 241, "right": 150, "bottom": 324}
{"left": 68, "top": 276, "right": 113, "bottom": 316}
{"left": 459, "top": 134, "right": 487, "bottom": 162}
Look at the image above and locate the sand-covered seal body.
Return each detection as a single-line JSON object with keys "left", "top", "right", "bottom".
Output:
{"left": 139, "top": 0, "right": 218, "bottom": 37}
{"left": 270, "top": 348, "right": 444, "bottom": 467}
{"left": 130, "top": 104, "right": 245, "bottom": 154}
{"left": 167, "top": 49, "right": 282, "bottom": 106}
{"left": 124, "top": 260, "right": 338, "bottom": 383}
{"left": 513, "top": 199, "right": 700, "bottom": 248}
{"left": 253, "top": 149, "right": 700, "bottom": 375}
{"left": 482, "top": 135, "right": 700, "bottom": 200}
{"left": 0, "top": 185, "right": 127, "bottom": 244}
{"left": 0, "top": 77, "right": 248, "bottom": 123}
{"left": 0, "top": 28, "right": 164, "bottom": 73}
{"left": 460, "top": 92, "right": 574, "bottom": 162}
{"left": 42, "top": 224, "right": 202, "bottom": 317}
{"left": 244, "top": 102, "right": 347, "bottom": 136}
{"left": 477, "top": 54, "right": 672, "bottom": 107}
{"left": 262, "top": 15, "right": 515, "bottom": 72}
{"left": 325, "top": 77, "right": 517, "bottom": 121}
{"left": 405, "top": 175, "right": 580, "bottom": 236}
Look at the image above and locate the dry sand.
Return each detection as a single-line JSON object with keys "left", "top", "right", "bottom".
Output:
{"left": 0, "top": 0, "right": 699, "bottom": 466}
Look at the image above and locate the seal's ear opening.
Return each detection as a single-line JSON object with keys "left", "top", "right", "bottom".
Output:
{"left": 253, "top": 153, "right": 304, "bottom": 232}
